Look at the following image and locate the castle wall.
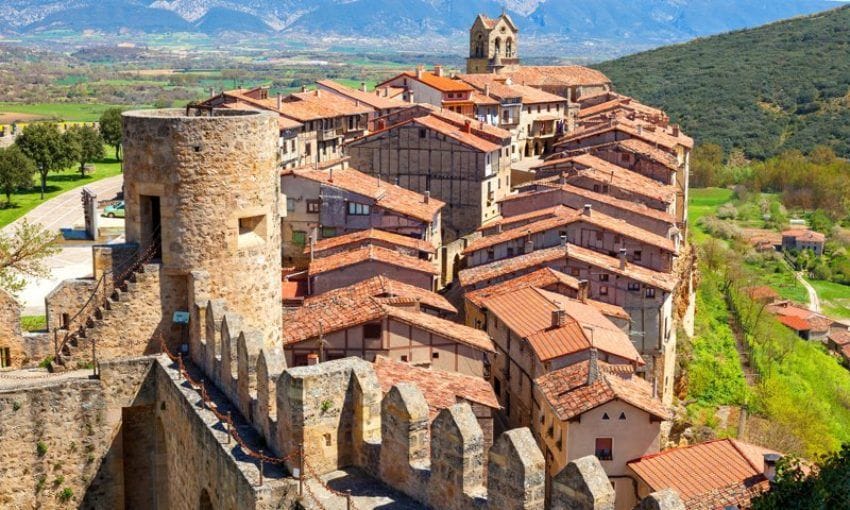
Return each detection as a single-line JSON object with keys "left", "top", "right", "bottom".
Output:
{"left": 122, "top": 109, "right": 282, "bottom": 351}
{"left": 0, "top": 288, "right": 25, "bottom": 368}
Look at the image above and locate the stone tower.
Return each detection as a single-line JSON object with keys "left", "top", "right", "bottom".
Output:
{"left": 121, "top": 108, "right": 283, "bottom": 351}
{"left": 466, "top": 12, "right": 520, "bottom": 74}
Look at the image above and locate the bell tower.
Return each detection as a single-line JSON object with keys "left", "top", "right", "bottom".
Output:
{"left": 466, "top": 12, "right": 520, "bottom": 74}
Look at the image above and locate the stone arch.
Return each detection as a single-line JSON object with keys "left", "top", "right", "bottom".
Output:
{"left": 494, "top": 37, "right": 502, "bottom": 57}
{"left": 506, "top": 37, "right": 513, "bottom": 57}
{"left": 199, "top": 488, "right": 214, "bottom": 510}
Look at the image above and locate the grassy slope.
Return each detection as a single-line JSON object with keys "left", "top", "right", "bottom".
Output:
{"left": 595, "top": 5, "right": 850, "bottom": 158}
{"left": 808, "top": 279, "right": 850, "bottom": 319}
{"left": 0, "top": 149, "right": 122, "bottom": 227}
{"left": 688, "top": 187, "right": 733, "bottom": 244}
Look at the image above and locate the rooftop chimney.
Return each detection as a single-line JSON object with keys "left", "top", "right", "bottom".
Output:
{"left": 416, "top": 65, "right": 425, "bottom": 79}
{"left": 583, "top": 204, "right": 592, "bottom": 217}
{"left": 671, "top": 124, "right": 680, "bottom": 136}
{"left": 525, "top": 239, "right": 534, "bottom": 254}
{"left": 328, "top": 166, "right": 334, "bottom": 183}
{"left": 560, "top": 233, "right": 567, "bottom": 246}
{"left": 619, "top": 248, "right": 627, "bottom": 270}
{"left": 637, "top": 124, "right": 643, "bottom": 134}
{"left": 484, "top": 84, "right": 491, "bottom": 97}
{"left": 408, "top": 91, "right": 416, "bottom": 104}
{"left": 301, "top": 85, "right": 308, "bottom": 93}
{"left": 315, "top": 89, "right": 321, "bottom": 97}
{"left": 277, "top": 94, "right": 282, "bottom": 110}
{"left": 209, "top": 87, "right": 215, "bottom": 98}
{"left": 552, "top": 308, "right": 567, "bottom": 328}
{"left": 497, "top": 223, "right": 503, "bottom": 234}
{"left": 361, "top": 82, "right": 367, "bottom": 92}
{"left": 763, "top": 453, "right": 782, "bottom": 483}
{"left": 578, "top": 279, "right": 589, "bottom": 303}
{"left": 587, "top": 345, "right": 599, "bottom": 384}
{"left": 464, "top": 120, "right": 472, "bottom": 133}
{"left": 433, "top": 65, "right": 444, "bottom": 77}
{"left": 307, "top": 352, "right": 319, "bottom": 366}
{"left": 424, "top": 190, "right": 430, "bottom": 204}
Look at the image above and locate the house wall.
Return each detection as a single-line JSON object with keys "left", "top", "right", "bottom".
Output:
{"left": 310, "top": 260, "right": 435, "bottom": 294}
{"left": 347, "top": 123, "right": 510, "bottom": 241}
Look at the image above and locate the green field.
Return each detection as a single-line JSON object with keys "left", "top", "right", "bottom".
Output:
{"left": 808, "top": 279, "right": 850, "bottom": 319}
{"left": 688, "top": 187, "right": 734, "bottom": 244}
{"left": 0, "top": 103, "right": 130, "bottom": 122}
{"left": 0, "top": 148, "right": 122, "bottom": 227}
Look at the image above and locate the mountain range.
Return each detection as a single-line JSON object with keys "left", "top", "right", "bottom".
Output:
{"left": 0, "top": 0, "right": 841, "bottom": 47}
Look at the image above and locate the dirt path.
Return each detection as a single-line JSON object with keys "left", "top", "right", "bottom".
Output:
{"left": 796, "top": 272, "right": 821, "bottom": 313}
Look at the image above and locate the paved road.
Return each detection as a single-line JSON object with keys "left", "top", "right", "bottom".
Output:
{"left": 3, "top": 175, "right": 124, "bottom": 315}
{"left": 796, "top": 272, "right": 821, "bottom": 313}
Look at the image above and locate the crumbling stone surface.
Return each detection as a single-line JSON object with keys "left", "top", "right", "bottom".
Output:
{"left": 638, "top": 488, "right": 685, "bottom": 510}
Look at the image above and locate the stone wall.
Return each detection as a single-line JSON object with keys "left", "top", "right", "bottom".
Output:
{"left": 0, "top": 357, "right": 153, "bottom": 509}
{"left": 45, "top": 278, "right": 99, "bottom": 334}
{"left": 0, "top": 288, "right": 24, "bottom": 368}
{"left": 122, "top": 108, "right": 283, "bottom": 352}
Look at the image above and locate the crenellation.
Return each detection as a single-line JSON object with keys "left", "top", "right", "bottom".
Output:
{"left": 379, "top": 383, "right": 431, "bottom": 495}
{"left": 487, "top": 428, "right": 546, "bottom": 510}
{"left": 428, "top": 403, "right": 488, "bottom": 509}
{"left": 550, "top": 456, "right": 616, "bottom": 510}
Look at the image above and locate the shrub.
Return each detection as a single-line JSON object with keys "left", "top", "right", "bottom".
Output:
{"left": 58, "top": 487, "right": 73, "bottom": 503}
{"left": 36, "top": 441, "right": 48, "bottom": 457}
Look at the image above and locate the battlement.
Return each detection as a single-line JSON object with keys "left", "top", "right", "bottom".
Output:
{"left": 183, "top": 277, "right": 685, "bottom": 509}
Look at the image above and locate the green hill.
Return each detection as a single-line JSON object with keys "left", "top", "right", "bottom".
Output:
{"left": 595, "top": 5, "right": 850, "bottom": 159}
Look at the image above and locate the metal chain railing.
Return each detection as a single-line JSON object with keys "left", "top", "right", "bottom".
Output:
{"left": 159, "top": 337, "right": 360, "bottom": 510}
{"left": 53, "top": 227, "right": 161, "bottom": 368}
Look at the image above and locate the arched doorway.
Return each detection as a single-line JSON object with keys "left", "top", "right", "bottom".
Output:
{"left": 199, "top": 488, "right": 214, "bottom": 510}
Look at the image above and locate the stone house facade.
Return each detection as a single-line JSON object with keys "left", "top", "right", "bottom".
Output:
{"left": 781, "top": 228, "right": 826, "bottom": 256}
{"left": 378, "top": 67, "right": 477, "bottom": 116}
{"left": 308, "top": 245, "right": 440, "bottom": 294}
{"left": 281, "top": 161, "right": 443, "bottom": 268}
{"left": 347, "top": 108, "right": 512, "bottom": 241}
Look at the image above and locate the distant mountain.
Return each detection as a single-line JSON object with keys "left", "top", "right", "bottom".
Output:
{"left": 0, "top": 0, "right": 840, "bottom": 45}
{"left": 595, "top": 4, "right": 850, "bottom": 158}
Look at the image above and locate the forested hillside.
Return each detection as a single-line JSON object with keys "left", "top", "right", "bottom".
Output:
{"left": 596, "top": 5, "right": 850, "bottom": 159}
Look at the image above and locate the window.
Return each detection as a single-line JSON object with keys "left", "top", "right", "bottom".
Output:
{"left": 507, "top": 247, "right": 514, "bottom": 257}
{"left": 419, "top": 128, "right": 427, "bottom": 138}
{"left": 618, "top": 412, "right": 626, "bottom": 420}
{"left": 628, "top": 282, "right": 641, "bottom": 292}
{"left": 291, "top": 230, "right": 307, "bottom": 247}
{"left": 600, "top": 285, "right": 608, "bottom": 296}
{"left": 400, "top": 355, "right": 408, "bottom": 362}
{"left": 602, "top": 413, "right": 610, "bottom": 420}
{"left": 363, "top": 323, "right": 382, "bottom": 339}
{"left": 633, "top": 250, "right": 642, "bottom": 261}
{"left": 593, "top": 184, "right": 600, "bottom": 192}
{"left": 645, "top": 288, "right": 656, "bottom": 298}
{"left": 596, "top": 231, "right": 604, "bottom": 241}
{"left": 347, "top": 202, "right": 370, "bottom": 216}
{"left": 237, "top": 215, "right": 267, "bottom": 249}
{"left": 487, "top": 249, "right": 495, "bottom": 261}
{"left": 595, "top": 438, "right": 613, "bottom": 461}
{"left": 0, "top": 347, "right": 10, "bottom": 368}
{"left": 599, "top": 274, "right": 609, "bottom": 282}
{"left": 432, "top": 352, "right": 439, "bottom": 359}
{"left": 306, "top": 199, "right": 320, "bottom": 214}
{"left": 571, "top": 268, "right": 580, "bottom": 277}
{"left": 494, "top": 378, "right": 501, "bottom": 396}
{"left": 305, "top": 143, "right": 312, "bottom": 156}
{"left": 321, "top": 227, "right": 336, "bottom": 238}
{"left": 286, "top": 198, "right": 296, "bottom": 212}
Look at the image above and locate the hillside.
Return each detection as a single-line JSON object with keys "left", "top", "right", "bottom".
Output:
{"left": 0, "top": 0, "right": 835, "bottom": 45}
{"left": 596, "top": 5, "right": 850, "bottom": 159}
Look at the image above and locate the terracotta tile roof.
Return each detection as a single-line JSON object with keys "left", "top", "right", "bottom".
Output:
{"left": 456, "top": 74, "right": 568, "bottom": 104}
{"left": 766, "top": 301, "right": 832, "bottom": 333}
{"left": 412, "top": 115, "right": 503, "bottom": 153}
{"left": 416, "top": 103, "right": 512, "bottom": 141}
{"left": 829, "top": 329, "right": 850, "bottom": 346}
{"left": 305, "top": 228, "right": 436, "bottom": 256}
{"left": 564, "top": 138, "right": 679, "bottom": 172}
{"left": 782, "top": 229, "right": 826, "bottom": 243}
{"left": 505, "top": 66, "right": 612, "bottom": 88}
{"left": 459, "top": 244, "right": 678, "bottom": 292}
{"left": 308, "top": 245, "right": 439, "bottom": 277}
{"left": 372, "top": 356, "right": 499, "bottom": 419}
{"left": 558, "top": 118, "right": 694, "bottom": 152}
{"left": 477, "top": 205, "right": 572, "bottom": 232}
{"left": 303, "top": 275, "right": 456, "bottom": 315}
{"left": 531, "top": 153, "right": 677, "bottom": 204}
{"left": 477, "top": 14, "right": 498, "bottom": 29}
{"left": 465, "top": 267, "right": 581, "bottom": 307}
{"left": 745, "top": 286, "right": 780, "bottom": 302}
{"left": 841, "top": 344, "right": 850, "bottom": 363}
{"left": 470, "top": 90, "right": 500, "bottom": 106}
{"left": 481, "top": 287, "right": 641, "bottom": 363}
{"left": 213, "top": 88, "right": 352, "bottom": 123}
{"left": 380, "top": 71, "right": 474, "bottom": 93}
{"left": 464, "top": 204, "right": 676, "bottom": 255}
{"left": 289, "top": 88, "right": 374, "bottom": 116}
{"left": 282, "top": 166, "right": 443, "bottom": 223}
{"left": 627, "top": 439, "right": 778, "bottom": 509}
{"left": 217, "top": 100, "right": 304, "bottom": 130}
{"left": 578, "top": 95, "right": 666, "bottom": 120}
{"left": 536, "top": 360, "right": 669, "bottom": 421}
{"left": 316, "top": 80, "right": 410, "bottom": 111}
{"left": 383, "top": 306, "right": 494, "bottom": 353}
{"left": 500, "top": 183, "right": 677, "bottom": 225}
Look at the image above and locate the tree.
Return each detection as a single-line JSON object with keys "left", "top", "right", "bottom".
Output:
{"left": 15, "top": 123, "right": 72, "bottom": 199}
{"left": 99, "top": 108, "right": 123, "bottom": 161}
{"left": 691, "top": 143, "right": 725, "bottom": 187}
{"left": 0, "top": 146, "right": 36, "bottom": 206}
{"left": 751, "top": 444, "right": 850, "bottom": 510}
{"left": 66, "top": 124, "right": 104, "bottom": 176}
{"left": 0, "top": 220, "right": 60, "bottom": 294}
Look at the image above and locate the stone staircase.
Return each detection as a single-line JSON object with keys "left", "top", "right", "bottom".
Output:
{"left": 49, "top": 263, "right": 161, "bottom": 372}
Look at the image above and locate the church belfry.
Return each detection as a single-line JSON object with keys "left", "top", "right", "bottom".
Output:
{"left": 466, "top": 13, "right": 520, "bottom": 74}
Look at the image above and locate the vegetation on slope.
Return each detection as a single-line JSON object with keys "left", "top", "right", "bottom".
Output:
{"left": 596, "top": 5, "right": 850, "bottom": 159}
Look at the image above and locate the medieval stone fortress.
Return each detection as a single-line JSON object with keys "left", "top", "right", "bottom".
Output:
{"left": 0, "top": 13, "right": 782, "bottom": 510}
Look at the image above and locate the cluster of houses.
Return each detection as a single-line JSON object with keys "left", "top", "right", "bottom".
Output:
{"left": 747, "top": 285, "right": 850, "bottom": 366}
{"left": 196, "top": 13, "right": 780, "bottom": 509}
